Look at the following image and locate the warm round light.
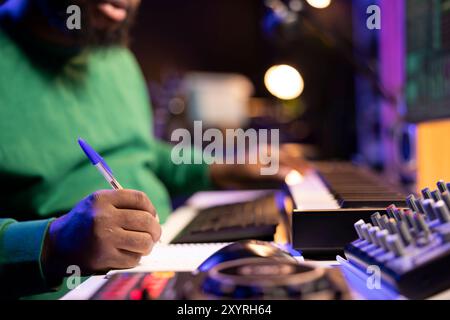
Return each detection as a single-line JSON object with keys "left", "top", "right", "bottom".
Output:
{"left": 305, "top": 0, "right": 331, "bottom": 9}
{"left": 264, "top": 64, "right": 304, "bottom": 100}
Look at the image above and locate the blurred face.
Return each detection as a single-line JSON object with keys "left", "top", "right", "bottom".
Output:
{"left": 33, "top": 0, "right": 141, "bottom": 46}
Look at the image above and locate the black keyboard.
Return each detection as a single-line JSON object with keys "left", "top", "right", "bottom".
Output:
{"left": 171, "top": 192, "right": 283, "bottom": 244}
{"left": 315, "top": 162, "right": 407, "bottom": 208}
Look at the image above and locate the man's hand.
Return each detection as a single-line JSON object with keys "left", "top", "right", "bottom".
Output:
{"left": 209, "top": 144, "right": 310, "bottom": 189}
{"left": 41, "top": 189, "right": 161, "bottom": 283}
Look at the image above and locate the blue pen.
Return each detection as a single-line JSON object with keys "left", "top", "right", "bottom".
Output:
{"left": 78, "top": 138, "right": 161, "bottom": 224}
{"left": 78, "top": 138, "right": 123, "bottom": 190}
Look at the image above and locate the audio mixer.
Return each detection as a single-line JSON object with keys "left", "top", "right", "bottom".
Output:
{"left": 343, "top": 180, "right": 450, "bottom": 299}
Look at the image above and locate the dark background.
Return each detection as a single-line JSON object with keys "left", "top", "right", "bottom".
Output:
{"left": 130, "top": 0, "right": 358, "bottom": 159}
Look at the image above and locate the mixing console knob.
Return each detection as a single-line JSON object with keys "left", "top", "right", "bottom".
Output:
{"left": 422, "top": 199, "right": 437, "bottom": 221}
{"left": 368, "top": 226, "right": 381, "bottom": 247}
{"left": 414, "top": 199, "right": 426, "bottom": 215}
{"left": 387, "top": 205, "right": 396, "bottom": 220}
{"left": 360, "top": 223, "right": 372, "bottom": 243}
{"left": 437, "top": 180, "right": 448, "bottom": 193}
{"left": 396, "top": 221, "right": 412, "bottom": 246}
{"left": 422, "top": 188, "right": 432, "bottom": 200}
{"left": 379, "top": 215, "right": 390, "bottom": 231}
{"left": 414, "top": 213, "right": 430, "bottom": 235}
{"left": 431, "top": 190, "right": 443, "bottom": 202}
{"left": 354, "top": 220, "right": 365, "bottom": 240}
{"left": 440, "top": 191, "right": 450, "bottom": 211}
{"left": 371, "top": 212, "right": 382, "bottom": 228}
{"left": 386, "top": 234, "right": 406, "bottom": 257}
{"left": 403, "top": 209, "right": 416, "bottom": 230}
{"left": 406, "top": 195, "right": 419, "bottom": 213}
{"left": 376, "top": 229, "right": 390, "bottom": 251}
{"left": 387, "top": 218, "right": 398, "bottom": 235}
{"left": 433, "top": 200, "right": 450, "bottom": 224}
{"left": 393, "top": 207, "right": 403, "bottom": 222}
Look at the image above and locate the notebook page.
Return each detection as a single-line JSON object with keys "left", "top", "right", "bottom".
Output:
{"left": 107, "top": 243, "right": 230, "bottom": 276}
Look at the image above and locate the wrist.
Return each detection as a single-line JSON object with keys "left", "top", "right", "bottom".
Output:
{"left": 40, "top": 219, "right": 64, "bottom": 286}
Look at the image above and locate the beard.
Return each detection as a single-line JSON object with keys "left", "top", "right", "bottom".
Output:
{"left": 32, "top": 0, "right": 138, "bottom": 47}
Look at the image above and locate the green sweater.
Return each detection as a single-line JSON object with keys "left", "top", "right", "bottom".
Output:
{"left": 0, "top": 26, "right": 211, "bottom": 297}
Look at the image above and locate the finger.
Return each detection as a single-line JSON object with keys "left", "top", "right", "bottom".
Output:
{"left": 118, "top": 209, "right": 154, "bottom": 232}
{"left": 118, "top": 210, "right": 162, "bottom": 241}
{"left": 115, "top": 229, "right": 155, "bottom": 255}
{"left": 96, "top": 189, "right": 156, "bottom": 217}
{"left": 113, "top": 249, "right": 143, "bottom": 269}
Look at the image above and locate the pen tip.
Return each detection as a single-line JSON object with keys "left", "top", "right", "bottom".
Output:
{"left": 78, "top": 138, "right": 89, "bottom": 149}
{"left": 77, "top": 137, "right": 98, "bottom": 165}
{"left": 77, "top": 138, "right": 116, "bottom": 178}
